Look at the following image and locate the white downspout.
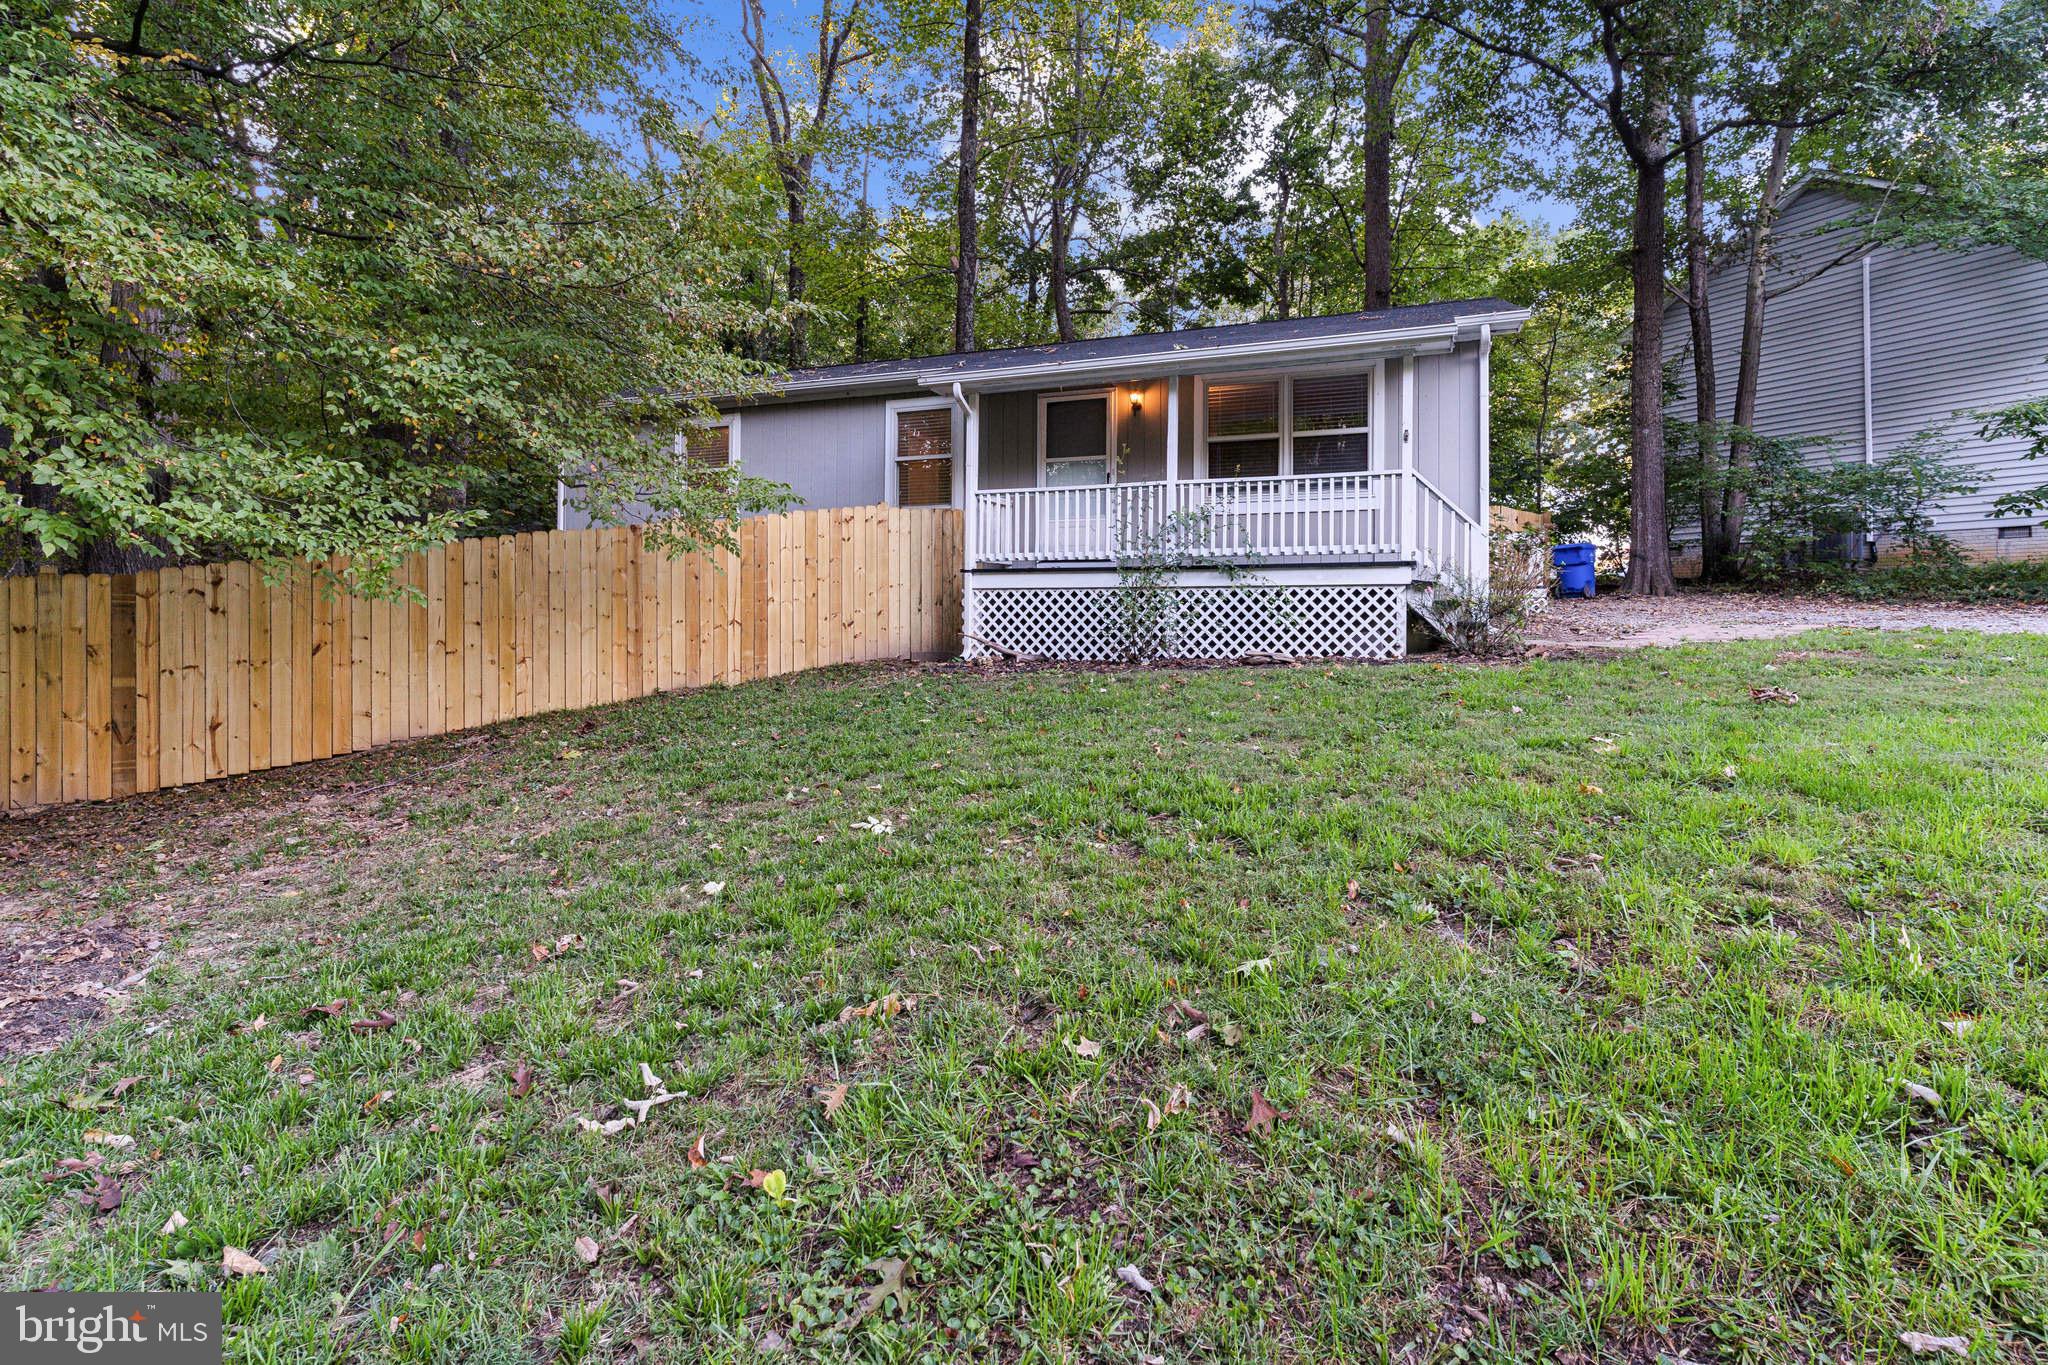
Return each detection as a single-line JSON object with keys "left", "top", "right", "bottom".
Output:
{"left": 954, "top": 381, "right": 980, "bottom": 653}
{"left": 1477, "top": 324, "right": 1493, "bottom": 585}
{"left": 1399, "top": 358, "right": 1418, "bottom": 569}
{"left": 1861, "top": 256, "right": 1875, "bottom": 465}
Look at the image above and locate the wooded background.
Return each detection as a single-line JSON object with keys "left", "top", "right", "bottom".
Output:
{"left": 1, "top": 509, "right": 961, "bottom": 813}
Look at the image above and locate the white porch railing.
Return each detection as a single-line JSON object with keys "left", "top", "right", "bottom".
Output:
{"left": 973, "top": 471, "right": 1483, "bottom": 579}
{"left": 1410, "top": 472, "right": 1484, "bottom": 586}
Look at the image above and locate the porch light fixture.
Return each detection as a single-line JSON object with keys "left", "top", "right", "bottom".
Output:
{"left": 1129, "top": 389, "right": 1143, "bottom": 410}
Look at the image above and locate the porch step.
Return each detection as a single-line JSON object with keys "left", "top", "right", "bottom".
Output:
{"left": 1406, "top": 582, "right": 1450, "bottom": 648}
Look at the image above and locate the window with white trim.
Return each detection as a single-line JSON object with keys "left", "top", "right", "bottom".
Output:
{"left": 890, "top": 402, "right": 955, "bottom": 507}
{"left": 677, "top": 416, "right": 736, "bottom": 470}
{"left": 1205, "top": 373, "right": 1372, "bottom": 478}
{"left": 1290, "top": 374, "right": 1371, "bottom": 474}
{"left": 1040, "top": 391, "right": 1114, "bottom": 486}
{"left": 1205, "top": 381, "right": 1281, "bottom": 479}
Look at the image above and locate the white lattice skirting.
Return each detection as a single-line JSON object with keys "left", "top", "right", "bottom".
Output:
{"left": 968, "top": 584, "right": 1407, "bottom": 662}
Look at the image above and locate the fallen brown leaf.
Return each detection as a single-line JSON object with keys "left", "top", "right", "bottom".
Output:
{"left": 348, "top": 1010, "right": 397, "bottom": 1033}
{"left": 222, "top": 1247, "right": 267, "bottom": 1277}
{"left": 510, "top": 1063, "right": 535, "bottom": 1099}
{"left": 77, "top": 1174, "right": 122, "bottom": 1214}
{"left": 819, "top": 1083, "right": 850, "bottom": 1118}
{"left": 1245, "top": 1089, "right": 1282, "bottom": 1136}
{"left": 573, "top": 1235, "right": 601, "bottom": 1266}
{"left": 837, "top": 992, "right": 921, "bottom": 1024}
{"left": 849, "top": 1257, "right": 910, "bottom": 1324}
{"left": 300, "top": 999, "right": 349, "bottom": 1020}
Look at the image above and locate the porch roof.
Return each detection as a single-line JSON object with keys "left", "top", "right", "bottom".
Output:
{"left": 750, "top": 298, "right": 1528, "bottom": 403}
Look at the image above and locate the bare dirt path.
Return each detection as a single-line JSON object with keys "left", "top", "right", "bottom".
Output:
{"left": 1525, "top": 591, "right": 2048, "bottom": 651}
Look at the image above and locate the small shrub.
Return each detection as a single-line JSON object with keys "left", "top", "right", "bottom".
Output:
{"left": 1797, "top": 557, "right": 2048, "bottom": 604}
{"left": 1430, "top": 529, "right": 1549, "bottom": 655}
{"left": 1669, "top": 424, "right": 1981, "bottom": 573}
{"left": 1112, "top": 506, "right": 1259, "bottom": 662}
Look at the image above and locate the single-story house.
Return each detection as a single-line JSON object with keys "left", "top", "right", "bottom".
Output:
{"left": 1665, "top": 172, "right": 2048, "bottom": 569}
{"left": 562, "top": 299, "right": 1530, "bottom": 661}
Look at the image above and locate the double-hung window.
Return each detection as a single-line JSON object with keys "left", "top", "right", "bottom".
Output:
{"left": 1289, "top": 375, "right": 1371, "bottom": 474}
{"left": 1204, "top": 372, "right": 1372, "bottom": 478}
{"left": 677, "top": 417, "right": 736, "bottom": 471}
{"left": 1204, "top": 382, "right": 1282, "bottom": 479}
{"left": 888, "top": 400, "right": 956, "bottom": 507}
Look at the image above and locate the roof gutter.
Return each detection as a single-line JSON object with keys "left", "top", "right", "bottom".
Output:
{"left": 922, "top": 310, "right": 1529, "bottom": 393}
{"left": 721, "top": 307, "right": 1533, "bottom": 404}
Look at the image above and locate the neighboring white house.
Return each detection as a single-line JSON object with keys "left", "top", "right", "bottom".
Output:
{"left": 1665, "top": 172, "right": 2048, "bottom": 569}
{"left": 563, "top": 299, "right": 1528, "bottom": 661}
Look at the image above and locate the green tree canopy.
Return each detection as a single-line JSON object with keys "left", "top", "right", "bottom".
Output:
{"left": 3, "top": 0, "right": 790, "bottom": 585}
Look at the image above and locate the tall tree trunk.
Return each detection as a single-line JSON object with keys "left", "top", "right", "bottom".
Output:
{"left": 1358, "top": 5, "right": 1398, "bottom": 309}
{"left": 952, "top": 0, "right": 981, "bottom": 352}
{"left": 1049, "top": 196, "right": 1076, "bottom": 341}
{"left": 1359, "top": 125, "right": 1394, "bottom": 308}
{"left": 1621, "top": 89, "right": 1677, "bottom": 597}
{"left": 1679, "top": 99, "right": 1724, "bottom": 580}
{"left": 1722, "top": 121, "right": 1794, "bottom": 561}
{"left": 1272, "top": 166, "right": 1293, "bottom": 319}
{"left": 785, "top": 188, "right": 809, "bottom": 367}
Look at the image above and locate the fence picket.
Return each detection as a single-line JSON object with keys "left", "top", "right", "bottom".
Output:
{"left": 3, "top": 509, "right": 959, "bottom": 811}
{"left": 133, "top": 571, "right": 157, "bottom": 796}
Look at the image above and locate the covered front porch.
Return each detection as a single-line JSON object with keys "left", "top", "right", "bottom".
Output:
{"left": 916, "top": 304, "right": 1518, "bottom": 661}
{"left": 952, "top": 355, "right": 1487, "bottom": 589}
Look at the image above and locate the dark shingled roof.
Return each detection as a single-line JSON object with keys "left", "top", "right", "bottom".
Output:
{"left": 774, "top": 297, "right": 1521, "bottom": 392}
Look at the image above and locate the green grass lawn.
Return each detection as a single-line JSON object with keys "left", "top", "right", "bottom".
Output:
{"left": 5, "top": 632, "right": 2047, "bottom": 1363}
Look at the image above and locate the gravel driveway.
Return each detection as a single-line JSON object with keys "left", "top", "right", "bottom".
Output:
{"left": 1524, "top": 591, "right": 2048, "bottom": 651}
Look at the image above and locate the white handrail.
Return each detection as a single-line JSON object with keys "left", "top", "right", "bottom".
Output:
{"left": 970, "top": 470, "right": 1486, "bottom": 580}
{"left": 972, "top": 472, "right": 1403, "bottom": 564}
{"left": 1408, "top": 472, "right": 1482, "bottom": 585}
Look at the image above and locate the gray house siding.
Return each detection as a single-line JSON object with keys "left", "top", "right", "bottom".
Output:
{"left": 559, "top": 394, "right": 908, "bottom": 530}
{"left": 975, "top": 377, "right": 1191, "bottom": 490}
{"left": 977, "top": 391, "right": 1036, "bottom": 490}
{"left": 564, "top": 347, "right": 1492, "bottom": 533}
{"left": 730, "top": 396, "right": 897, "bottom": 509}
{"left": 1413, "top": 345, "right": 1485, "bottom": 523}
{"left": 1666, "top": 182, "right": 2048, "bottom": 564}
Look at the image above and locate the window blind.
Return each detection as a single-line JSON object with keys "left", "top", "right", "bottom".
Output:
{"left": 685, "top": 425, "right": 730, "bottom": 467}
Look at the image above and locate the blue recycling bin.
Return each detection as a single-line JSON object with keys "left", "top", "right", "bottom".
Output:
{"left": 1552, "top": 543, "right": 1597, "bottom": 598}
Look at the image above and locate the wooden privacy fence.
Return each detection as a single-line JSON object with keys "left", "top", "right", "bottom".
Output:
{"left": 2, "top": 507, "right": 963, "bottom": 814}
